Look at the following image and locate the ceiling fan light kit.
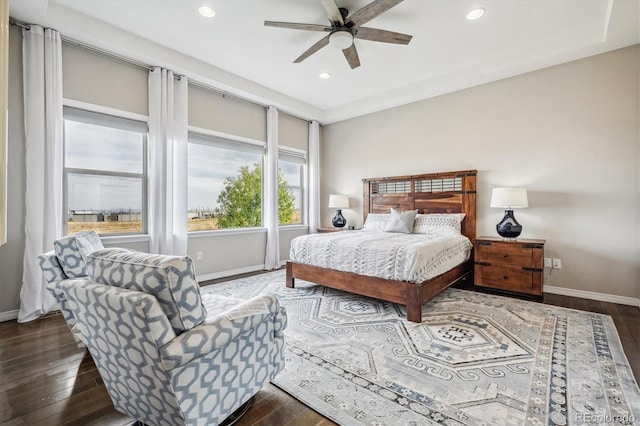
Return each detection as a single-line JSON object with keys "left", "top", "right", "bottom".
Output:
{"left": 329, "top": 30, "right": 354, "bottom": 49}
{"left": 264, "top": 0, "right": 412, "bottom": 69}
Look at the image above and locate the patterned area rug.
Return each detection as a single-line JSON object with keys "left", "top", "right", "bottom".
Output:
{"left": 201, "top": 270, "right": 640, "bottom": 425}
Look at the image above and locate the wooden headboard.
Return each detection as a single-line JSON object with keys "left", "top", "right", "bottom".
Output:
{"left": 362, "top": 170, "right": 477, "bottom": 241}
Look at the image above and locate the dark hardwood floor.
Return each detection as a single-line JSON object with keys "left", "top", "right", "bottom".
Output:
{"left": 1, "top": 276, "right": 638, "bottom": 425}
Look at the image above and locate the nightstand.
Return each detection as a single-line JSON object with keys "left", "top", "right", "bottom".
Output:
{"left": 474, "top": 236, "right": 545, "bottom": 296}
{"left": 317, "top": 227, "right": 345, "bottom": 233}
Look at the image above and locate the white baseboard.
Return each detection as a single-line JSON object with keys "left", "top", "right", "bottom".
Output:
{"left": 197, "top": 261, "right": 289, "bottom": 283}
{"left": 197, "top": 264, "right": 266, "bottom": 282}
{"left": 0, "top": 309, "right": 19, "bottom": 322}
{"left": 544, "top": 285, "right": 640, "bottom": 308}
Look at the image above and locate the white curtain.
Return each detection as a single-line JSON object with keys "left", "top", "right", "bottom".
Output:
{"left": 264, "top": 106, "right": 280, "bottom": 269}
{"left": 18, "top": 26, "right": 63, "bottom": 322}
{"left": 148, "top": 68, "right": 188, "bottom": 255}
{"left": 308, "top": 121, "right": 320, "bottom": 233}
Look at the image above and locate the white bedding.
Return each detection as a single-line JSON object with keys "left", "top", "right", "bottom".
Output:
{"left": 289, "top": 230, "right": 472, "bottom": 283}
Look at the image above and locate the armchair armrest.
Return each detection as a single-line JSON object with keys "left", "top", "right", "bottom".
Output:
{"left": 160, "top": 293, "right": 282, "bottom": 370}
{"left": 38, "top": 250, "right": 67, "bottom": 289}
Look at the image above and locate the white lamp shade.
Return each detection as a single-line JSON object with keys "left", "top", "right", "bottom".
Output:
{"left": 329, "top": 30, "right": 354, "bottom": 49}
{"left": 490, "top": 187, "right": 528, "bottom": 208}
{"left": 328, "top": 194, "right": 349, "bottom": 209}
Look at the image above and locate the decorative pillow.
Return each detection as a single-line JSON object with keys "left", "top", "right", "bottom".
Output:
{"left": 413, "top": 213, "right": 465, "bottom": 235}
{"left": 86, "top": 249, "right": 206, "bottom": 333}
{"left": 384, "top": 208, "right": 418, "bottom": 234}
{"left": 54, "top": 231, "right": 104, "bottom": 277}
{"left": 363, "top": 213, "right": 390, "bottom": 231}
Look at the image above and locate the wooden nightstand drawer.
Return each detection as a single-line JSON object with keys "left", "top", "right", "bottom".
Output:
{"left": 475, "top": 242, "right": 538, "bottom": 267}
{"left": 474, "top": 236, "right": 545, "bottom": 296}
{"left": 474, "top": 264, "right": 536, "bottom": 293}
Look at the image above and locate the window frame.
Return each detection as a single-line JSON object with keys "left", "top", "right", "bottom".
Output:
{"left": 62, "top": 105, "right": 148, "bottom": 237}
{"left": 278, "top": 147, "right": 307, "bottom": 227}
{"left": 187, "top": 127, "right": 267, "bottom": 233}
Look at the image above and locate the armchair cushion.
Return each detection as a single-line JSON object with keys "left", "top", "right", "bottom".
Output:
{"left": 160, "top": 293, "right": 281, "bottom": 370}
{"left": 86, "top": 249, "right": 207, "bottom": 333}
{"left": 54, "top": 231, "right": 104, "bottom": 277}
{"left": 60, "top": 280, "right": 178, "bottom": 349}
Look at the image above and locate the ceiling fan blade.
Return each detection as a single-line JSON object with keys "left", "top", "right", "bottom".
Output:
{"left": 342, "top": 44, "right": 361, "bottom": 69}
{"left": 264, "top": 21, "right": 332, "bottom": 32}
{"left": 348, "top": 0, "right": 403, "bottom": 27}
{"left": 294, "top": 35, "right": 331, "bottom": 63}
{"left": 355, "top": 27, "right": 412, "bottom": 44}
{"left": 321, "top": 0, "right": 344, "bottom": 25}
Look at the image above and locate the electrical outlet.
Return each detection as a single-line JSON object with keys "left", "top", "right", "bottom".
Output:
{"left": 196, "top": 251, "right": 203, "bottom": 261}
{"left": 552, "top": 258, "right": 561, "bottom": 269}
{"left": 544, "top": 258, "right": 552, "bottom": 268}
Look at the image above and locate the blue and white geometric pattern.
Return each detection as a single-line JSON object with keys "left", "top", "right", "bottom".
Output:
{"left": 39, "top": 245, "right": 130, "bottom": 344}
{"left": 38, "top": 250, "right": 76, "bottom": 323}
{"left": 60, "top": 281, "right": 185, "bottom": 426}
{"left": 86, "top": 249, "right": 207, "bottom": 333}
{"left": 38, "top": 250, "right": 67, "bottom": 286}
{"left": 161, "top": 293, "right": 284, "bottom": 370}
{"left": 201, "top": 270, "right": 640, "bottom": 426}
{"left": 60, "top": 278, "right": 287, "bottom": 426}
{"left": 53, "top": 230, "right": 104, "bottom": 277}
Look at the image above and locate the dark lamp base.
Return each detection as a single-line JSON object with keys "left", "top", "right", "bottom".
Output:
{"left": 496, "top": 209, "right": 523, "bottom": 239}
{"left": 332, "top": 209, "right": 346, "bottom": 228}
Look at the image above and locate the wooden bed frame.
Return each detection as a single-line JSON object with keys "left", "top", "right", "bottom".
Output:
{"left": 285, "top": 170, "right": 477, "bottom": 323}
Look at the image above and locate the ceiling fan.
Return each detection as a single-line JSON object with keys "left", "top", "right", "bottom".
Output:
{"left": 264, "top": 0, "right": 412, "bottom": 69}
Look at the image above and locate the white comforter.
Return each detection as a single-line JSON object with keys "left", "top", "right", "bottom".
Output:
{"left": 290, "top": 230, "right": 472, "bottom": 283}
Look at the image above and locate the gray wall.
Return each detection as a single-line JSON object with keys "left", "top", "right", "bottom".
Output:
{"left": 0, "top": 26, "right": 25, "bottom": 317}
{"left": 322, "top": 45, "right": 640, "bottom": 301}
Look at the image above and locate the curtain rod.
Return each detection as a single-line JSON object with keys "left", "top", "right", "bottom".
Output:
{"left": 63, "top": 37, "right": 155, "bottom": 72}
{"left": 9, "top": 17, "right": 314, "bottom": 123}
{"left": 9, "top": 18, "right": 29, "bottom": 30}
{"left": 187, "top": 79, "right": 268, "bottom": 109}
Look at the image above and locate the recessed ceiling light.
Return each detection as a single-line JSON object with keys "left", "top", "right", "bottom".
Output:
{"left": 466, "top": 8, "right": 485, "bottom": 20}
{"left": 198, "top": 5, "right": 216, "bottom": 18}
{"left": 319, "top": 72, "right": 331, "bottom": 79}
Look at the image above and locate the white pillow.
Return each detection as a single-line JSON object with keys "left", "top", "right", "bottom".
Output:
{"left": 384, "top": 208, "right": 418, "bottom": 234}
{"left": 413, "top": 213, "right": 465, "bottom": 235}
{"left": 363, "top": 213, "right": 390, "bottom": 231}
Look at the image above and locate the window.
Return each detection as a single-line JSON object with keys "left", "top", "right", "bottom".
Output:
{"left": 188, "top": 133, "right": 265, "bottom": 231}
{"left": 278, "top": 149, "right": 306, "bottom": 225}
{"left": 63, "top": 108, "right": 147, "bottom": 236}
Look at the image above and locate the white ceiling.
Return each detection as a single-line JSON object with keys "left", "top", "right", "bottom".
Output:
{"left": 9, "top": 0, "right": 640, "bottom": 123}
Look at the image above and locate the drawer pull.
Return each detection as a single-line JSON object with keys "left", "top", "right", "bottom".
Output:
{"left": 475, "top": 261, "right": 491, "bottom": 266}
{"left": 503, "top": 275, "right": 509, "bottom": 280}
{"left": 503, "top": 254, "right": 509, "bottom": 258}
{"left": 523, "top": 244, "right": 543, "bottom": 249}
{"left": 522, "top": 267, "right": 543, "bottom": 272}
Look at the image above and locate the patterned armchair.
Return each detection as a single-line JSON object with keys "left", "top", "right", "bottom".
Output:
{"left": 58, "top": 248, "right": 287, "bottom": 426}
{"left": 38, "top": 231, "right": 107, "bottom": 344}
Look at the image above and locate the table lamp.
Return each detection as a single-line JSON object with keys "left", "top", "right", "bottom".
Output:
{"left": 328, "top": 194, "right": 349, "bottom": 228}
{"left": 490, "top": 187, "right": 528, "bottom": 239}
